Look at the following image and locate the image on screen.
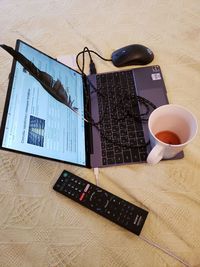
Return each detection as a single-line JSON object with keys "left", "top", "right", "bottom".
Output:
{"left": 1, "top": 41, "right": 86, "bottom": 166}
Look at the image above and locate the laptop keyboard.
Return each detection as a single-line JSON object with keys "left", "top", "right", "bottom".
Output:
{"left": 96, "top": 70, "right": 147, "bottom": 166}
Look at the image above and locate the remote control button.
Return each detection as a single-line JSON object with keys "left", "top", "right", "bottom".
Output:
{"left": 84, "top": 184, "right": 90, "bottom": 192}
{"left": 90, "top": 190, "right": 109, "bottom": 210}
{"left": 79, "top": 193, "right": 85, "bottom": 201}
{"left": 55, "top": 183, "right": 61, "bottom": 189}
{"left": 63, "top": 172, "right": 69, "bottom": 178}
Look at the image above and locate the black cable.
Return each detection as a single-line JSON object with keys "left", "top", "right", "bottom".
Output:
{"left": 76, "top": 47, "right": 157, "bottom": 150}
{"left": 76, "top": 48, "right": 112, "bottom": 65}
{"left": 77, "top": 47, "right": 155, "bottom": 123}
{"left": 89, "top": 50, "right": 112, "bottom": 61}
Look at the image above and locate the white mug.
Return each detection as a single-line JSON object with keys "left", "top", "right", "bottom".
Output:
{"left": 147, "top": 104, "right": 198, "bottom": 164}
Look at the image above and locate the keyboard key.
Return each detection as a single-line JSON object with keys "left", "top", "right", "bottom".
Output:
{"left": 123, "top": 151, "right": 132, "bottom": 162}
{"left": 102, "top": 158, "right": 107, "bottom": 165}
{"left": 137, "top": 137, "right": 146, "bottom": 145}
{"left": 128, "top": 124, "right": 135, "bottom": 131}
{"left": 121, "top": 137, "right": 128, "bottom": 144}
{"left": 129, "top": 131, "right": 136, "bottom": 139}
{"left": 120, "top": 129, "right": 127, "bottom": 136}
{"left": 113, "top": 132, "right": 120, "bottom": 140}
{"left": 114, "top": 146, "right": 122, "bottom": 153}
{"left": 115, "top": 153, "right": 123, "bottom": 163}
{"left": 112, "top": 125, "right": 119, "bottom": 132}
{"left": 135, "top": 123, "right": 143, "bottom": 131}
{"left": 104, "top": 123, "right": 111, "bottom": 130}
{"left": 102, "top": 150, "right": 106, "bottom": 157}
{"left": 121, "top": 120, "right": 127, "bottom": 127}
{"left": 138, "top": 146, "right": 146, "bottom": 153}
{"left": 107, "top": 158, "right": 115, "bottom": 164}
{"left": 130, "top": 138, "right": 137, "bottom": 146}
{"left": 140, "top": 152, "right": 148, "bottom": 161}
{"left": 136, "top": 131, "right": 144, "bottom": 138}
{"left": 105, "top": 143, "right": 113, "bottom": 150}
{"left": 131, "top": 149, "right": 140, "bottom": 162}
{"left": 107, "top": 150, "right": 114, "bottom": 158}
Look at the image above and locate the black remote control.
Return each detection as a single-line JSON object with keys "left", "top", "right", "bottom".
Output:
{"left": 53, "top": 170, "right": 148, "bottom": 236}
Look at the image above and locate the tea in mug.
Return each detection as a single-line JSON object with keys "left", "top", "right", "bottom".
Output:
{"left": 155, "top": 130, "right": 181, "bottom": 145}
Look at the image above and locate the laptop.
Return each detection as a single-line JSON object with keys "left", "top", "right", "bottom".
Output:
{"left": 0, "top": 39, "right": 171, "bottom": 168}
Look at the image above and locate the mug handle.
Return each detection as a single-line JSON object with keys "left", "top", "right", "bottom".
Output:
{"left": 147, "top": 144, "right": 165, "bottom": 164}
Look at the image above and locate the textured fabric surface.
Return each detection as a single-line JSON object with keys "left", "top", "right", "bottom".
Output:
{"left": 0, "top": 1, "right": 200, "bottom": 266}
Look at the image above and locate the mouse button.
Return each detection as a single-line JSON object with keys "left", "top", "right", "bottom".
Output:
{"left": 111, "top": 49, "right": 125, "bottom": 59}
{"left": 112, "top": 45, "right": 132, "bottom": 56}
{"left": 111, "top": 53, "right": 125, "bottom": 67}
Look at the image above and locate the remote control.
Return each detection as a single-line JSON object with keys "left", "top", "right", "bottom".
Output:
{"left": 53, "top": 170, "right": 148, "bottom": 236}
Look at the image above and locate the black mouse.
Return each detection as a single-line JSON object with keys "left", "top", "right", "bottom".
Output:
{"left": 111, "top": 44, "right": 154, "bottom": 67}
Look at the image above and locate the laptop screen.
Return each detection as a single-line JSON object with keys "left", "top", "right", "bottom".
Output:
{"left": 0, "top": 40, "right": 87, "bottom": 166}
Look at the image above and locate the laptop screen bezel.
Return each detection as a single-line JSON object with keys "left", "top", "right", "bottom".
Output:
{"left": 0, "top": 39, "right": 91, "bottom": 168}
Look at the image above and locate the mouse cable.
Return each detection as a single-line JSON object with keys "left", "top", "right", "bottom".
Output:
{"left": 76, "top": 48, "right": 156, "bottom": 115}
{"left": 76, "top": 46, "right": 156, "bottom": 118}
{"left": 76, "top": 47, "right": 156, "bottom": 147}
{"left": 76, "top": 47, "right": 112, "bottom": 74}
{"left": 139, "top": 234, "right": 192, "bottom": 267}
{"left": 76, "top": 47, "right": 112, "bottom": 71}
{"left": 76, "top": 47, "right": 157, "bottom": 150}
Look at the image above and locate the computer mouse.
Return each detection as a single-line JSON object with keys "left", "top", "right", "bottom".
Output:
{"left": 111, "top": 44, "right": 154, "bottom": 67}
